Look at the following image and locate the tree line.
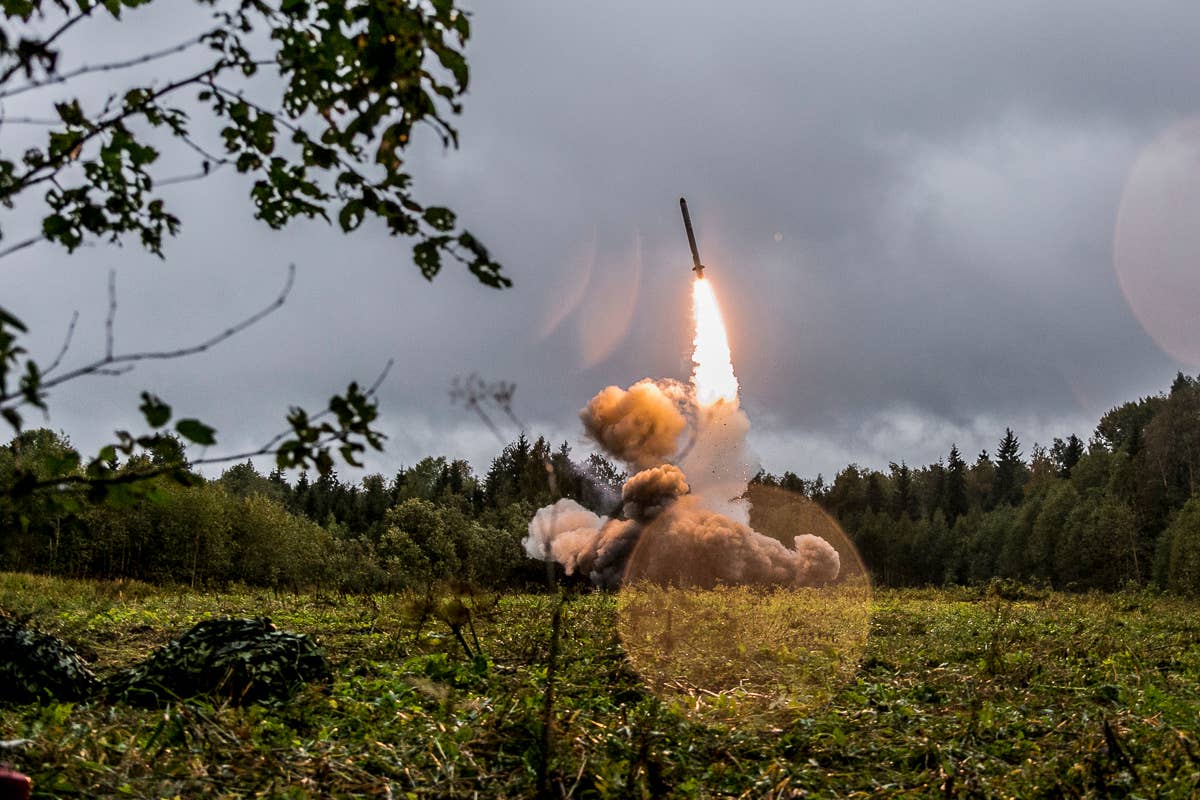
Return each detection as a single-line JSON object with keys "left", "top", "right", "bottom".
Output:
{"left": 753, "top": 372, "right": 1200, "bottom": 593}
{"left": 0, "top": 431, "right": 624, "bottom": 593}
{"left": 5, "top": 372, "right": 1200, "bottom": 594}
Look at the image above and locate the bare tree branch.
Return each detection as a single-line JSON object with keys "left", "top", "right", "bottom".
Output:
{"left": 0, "top": 34, "right": 206, "bottom": 100}
{"left": 451, "top": 373, "right": 526, "bottom": 444}
{"left": 0, "top": 8, "right": 92, "bottom": 87}
{"left": 0, "top": 264, "right": 296, "bottom": 409}
{"left": 42, "top": 310, "right": 79, "bottom": 376}
{"left": 11, "top": 357, "right": 396, "bottom": 495}
{"left": 0, "top": 234, "right": 44, "bottom": 260}
{"left": 104, "top": 269, "right": 115, "bottom": 360}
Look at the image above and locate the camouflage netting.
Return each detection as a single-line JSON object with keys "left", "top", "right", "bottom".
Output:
{"left": 0, "top": 614, "right": 98, "bottom": 704}
{"left": 0, "top": 613, "right": 329, "bottom": 706}
{"left": 105, "top": 617, "right": 330, "bottom": 706}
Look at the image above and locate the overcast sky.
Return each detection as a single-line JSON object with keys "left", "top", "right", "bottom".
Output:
{"left": 7, "top": 1, "right": 1200, "bottom": 481}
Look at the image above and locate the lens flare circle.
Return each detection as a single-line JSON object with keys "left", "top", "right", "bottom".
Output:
{"left": 617, "top": 485, "right": 871, "bottom": 725}
{"left": 691, "top": 277, "right": 739, "bottom": 406}
{"left": 1114, "top": 117, "right": 1200, "bottom": 366}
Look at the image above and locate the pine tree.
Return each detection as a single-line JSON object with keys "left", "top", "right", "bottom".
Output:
{"left": 924, "top": 461, "right": 946, "bottom": 521}
{"left": 751, "top": 469, "right": 779, "bottom": 487}
{"left": 944, "top": 445, "right": 969, "bottom": 523}
{"left": 1051, "top": 435, "right": 1085, "bottom": 478}
{"left": 865, "top": 472, "right": 886, "bottom": 514}
{"left": 889, "top": 461, "right": 918, "bottom": 520}
{"left": 291, "top": 471, "right": 311, "bottom": 516}
{"left": 968, "top": 449, "right": 995, "bottom": 511}
{"left": 992, "top": 428, "right": 1026, "bottom": 507}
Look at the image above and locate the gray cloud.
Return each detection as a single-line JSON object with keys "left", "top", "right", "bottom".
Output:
{"left": 7, "top": 0, "right": 1199, "bottom": 482}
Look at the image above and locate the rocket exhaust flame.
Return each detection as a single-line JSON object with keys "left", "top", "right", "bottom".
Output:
{"left": 691, "top": 277, "right": 739, "bottom": 407}
{"left": 680, "top": 197, "right": 737, "bottom": 405}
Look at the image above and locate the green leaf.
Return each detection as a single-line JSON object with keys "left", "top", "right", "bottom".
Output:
{"left": 338, "top": 199, "right": 364, "bottom": 232}
{"left": 0, "top": 306, "right": 27, "bottom": 332}
{"left": 175, "top": 419, "right": 216, "bottom": 446}
{"left": 423, "top": 206, "right": 456, "bottom": 232}
{"left": 138, "top": 392, "right": 172, "bottom": 428}
{"left": 412, "top": 238, "right": 445, "bottom": 280}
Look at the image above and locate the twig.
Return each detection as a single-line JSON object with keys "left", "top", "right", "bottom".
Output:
{"left": 156, "top": 163, "right": 226, "bottom": 188}
{"left": 0, "top": 9, "right": 91, "bottom": 87}
{"left": 42, "top": 310, "right": 79, "bottom": 376}
{"left": 0, "top": 35, "right": 205, "bottom": 100}
{"left": 11, "top": 63, "right": 229, "bottom": 196}
{"left": 179, "top": 132, "right": 228, "bottom": 165}
{"left": 0, "top": 116, "right": 61, "bottom": 125}
{"left": 187, "top": 357, "right": 394, "bottom": 467}
{"left": 0, "top": 234, "right": 44, "bottom": 261}
{"left": 29, "top": 263, "right": 295, "bottom": 397}
{"left": 105, "top": 269, "right": 115, "bottom": 359}
{"left": 38, "top": 11, "right": 90, "bottom": 52}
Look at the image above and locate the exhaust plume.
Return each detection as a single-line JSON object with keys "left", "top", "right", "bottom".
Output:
{"left": 691, "top": 278, "right": 738, "bottom": 406}
{"left": 524, "top": 266, "right": 841, "bottom": 589}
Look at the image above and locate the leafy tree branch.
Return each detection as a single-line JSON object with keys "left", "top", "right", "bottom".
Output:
{"left": 0, "top": 0, "right": 508, "bottom": 505}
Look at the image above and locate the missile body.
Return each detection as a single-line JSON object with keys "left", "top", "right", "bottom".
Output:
{"left": 679, "top": 197, "right": 705, "bottom": 278}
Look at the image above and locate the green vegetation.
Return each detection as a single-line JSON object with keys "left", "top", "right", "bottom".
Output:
{"left": 2, "top": 573, "right": 1199, "bottom": 797}
{"left": 0, "top": 431, "right": 599, "bottom": 591}
{"left": 757, "top": 371, "right": 1200, "bottom": 594}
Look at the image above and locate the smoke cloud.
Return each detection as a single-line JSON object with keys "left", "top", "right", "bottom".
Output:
{"left": 579, "top": 379, "right": 688, "bottom": 469}
{"left": 621, "top": 464, "right": 689, "bottom": 522}
{"left": 628, "top": 497, "right": 841, "bottom": 588}
{"left": 523, "top": 499, "right": 606, "bottom": 578}
{"left": 524, "top": 377, "right": 842, "bottom": 590}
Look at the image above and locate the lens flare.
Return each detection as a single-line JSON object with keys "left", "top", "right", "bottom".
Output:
{"left": 691, "top": 277, "right": 739, "bottom": 406}
{"left": 618, "top": 485, "right": 871, "bottom": 725}
{"left": 1114, "top": 117, "right": 1200, "bottom": 366}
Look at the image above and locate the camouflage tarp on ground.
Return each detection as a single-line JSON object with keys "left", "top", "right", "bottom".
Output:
{"left": 0, "top": 614, "right": 97, "bottom": 704}
{"left": 105, "top": 617, "right": 329, "bottom": 706}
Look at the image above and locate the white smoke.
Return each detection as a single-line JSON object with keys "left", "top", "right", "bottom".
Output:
{"left": 523, "top": 499, "right": 606, "bottom": 577}
{"left": 678, "top": 400, "right": 755, "bottom": 524}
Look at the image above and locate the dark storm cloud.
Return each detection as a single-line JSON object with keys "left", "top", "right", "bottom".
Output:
{"left": 7, "top": 0, "right": 1200, "bottom": 480}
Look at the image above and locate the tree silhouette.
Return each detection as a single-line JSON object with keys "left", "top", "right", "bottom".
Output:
{"left": 992, "top": 428, "right": 1025, "bottom": 507}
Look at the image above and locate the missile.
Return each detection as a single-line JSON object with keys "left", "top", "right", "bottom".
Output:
{"left": 679, "top": 197, "right": 705, "bottom": 278}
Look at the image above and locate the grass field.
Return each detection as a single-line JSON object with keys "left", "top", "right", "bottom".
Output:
{"left": 2, "top": 573, "right": 1200, "bottom": 798}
